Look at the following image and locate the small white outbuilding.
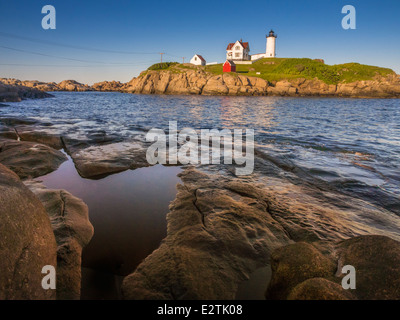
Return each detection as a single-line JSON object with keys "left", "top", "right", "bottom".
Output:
{"left": 190, "top": 54, "right": 206, "bottom": 66}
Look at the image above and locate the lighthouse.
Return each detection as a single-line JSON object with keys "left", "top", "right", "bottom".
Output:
{"left": 266, "top": 29, "right": 277, "bottom": 58}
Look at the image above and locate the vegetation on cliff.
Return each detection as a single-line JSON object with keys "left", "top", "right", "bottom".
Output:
{"left": 148, "top": 58, "right": 395, "bottom": 85}
{"left": 208, "top": 58, "right": 395, "bottom": 84}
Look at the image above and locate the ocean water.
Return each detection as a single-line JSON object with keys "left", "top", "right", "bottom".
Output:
{"left": 2, "top": 92, "right": 399, "bottom": 214}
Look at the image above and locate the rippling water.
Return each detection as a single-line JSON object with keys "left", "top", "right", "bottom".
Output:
{"left": 2, "top": 92, "right": 400, "bottom": 213}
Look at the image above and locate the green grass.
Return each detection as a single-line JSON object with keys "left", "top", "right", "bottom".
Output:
{"left": 147, "top": 62, "right": 179, "bottom": 71}
{"left": 203, "top": 58, "right": 394, "bottom": 84}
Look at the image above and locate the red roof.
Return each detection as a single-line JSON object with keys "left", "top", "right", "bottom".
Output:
{"left": 224, "top": 60, "right": 236, "bottom": 66}
{"left": 195, "top": 54, "right": 206, "bottom": 62}
{"left": 226, "top": 41, "right": 249, "bottom": 50}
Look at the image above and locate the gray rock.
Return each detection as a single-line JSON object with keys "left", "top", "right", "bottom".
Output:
{"left": 0, "top": 139, "right": 67, "bottom": 179}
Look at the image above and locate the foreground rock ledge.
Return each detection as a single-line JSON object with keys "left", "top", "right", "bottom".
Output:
{"left": 0, "top": 164, "right": 57, "bottom": 299}
{"left": 25, "top": 181, "right": 94, "bottom": 300}
{"left": 122, "top": 166, "right": 400, "bottom": 300}
{"left": 122, "top": 168, "right": 292, "bottom": 299}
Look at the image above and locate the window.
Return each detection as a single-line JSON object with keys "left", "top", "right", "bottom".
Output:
{"left": 235, "top": 53, "right": 240, "bottom": 57}
{"left": 195, "top": 57, "right": 197, "bottom": 61}
{"left": 235, "top": 46, "right": 240, "bottom": 50}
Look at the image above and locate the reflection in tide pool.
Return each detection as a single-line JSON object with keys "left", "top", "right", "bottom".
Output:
{"left": 36, "top": 153, "right": 182, "bottom": 299}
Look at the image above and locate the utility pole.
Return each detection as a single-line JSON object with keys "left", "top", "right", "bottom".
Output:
{"left": 159, "top": 53, "right": 165, "bottom": 63}
{"left": 182, "top": 57, "right": 185, "bottom": 64}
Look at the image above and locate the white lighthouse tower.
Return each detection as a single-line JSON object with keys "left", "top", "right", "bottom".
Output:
{"left": 266, "top": 29, "right": 277, "bottom": 58}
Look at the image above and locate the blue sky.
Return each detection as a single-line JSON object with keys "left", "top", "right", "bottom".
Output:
{"left": 0, "top": 0, "right": 399, "bottom": 84}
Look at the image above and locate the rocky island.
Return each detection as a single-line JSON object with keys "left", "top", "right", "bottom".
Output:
{"left": 2, "top": 58, "right": 400, "bottom": 99}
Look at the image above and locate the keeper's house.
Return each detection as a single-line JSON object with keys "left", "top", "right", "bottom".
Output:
{"left": 226, "top": 40, "right": 250, "bottom": 61}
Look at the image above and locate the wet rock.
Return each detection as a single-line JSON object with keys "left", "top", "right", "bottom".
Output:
{"left": 0, "top": 125, "right": 18, "bottom": 140}
{"left": 66, "top": 141, "right": 149, "bottom": 178}
{"left": 0, "top": 140, "right": 67, "bottom": 179}
{"left": 0, "top": 164, "right": 57, "bottom": 299}
{"left": 336, "top": 235, "right": 400, "bottom": 300}
{"left": 25, "top": 181, "right": 94, "bottom": 300}
{"left": 265, "top": 242, "right": 336, "bottom": 300}
{"left": 122, "top": 168, "right": 291, "bottom": 299}
{"left": 287, "top": 278, "right": 354, "bottom": 300}
{"left": 254, "top": 170, "right": 400, "bottom": 242}
{"left": 16, "top": 129, "right": 63, "bottom": 150}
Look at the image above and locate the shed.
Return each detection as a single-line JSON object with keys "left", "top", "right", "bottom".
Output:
{"left": 190, "top": 54, "right": 206, "bottom": 66}
{"left": 223, "top": 60, "right": 236, "bottom": 73}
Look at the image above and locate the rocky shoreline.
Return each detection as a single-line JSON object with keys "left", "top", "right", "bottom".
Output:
{"left": 2, "top": 68, "right": 400, "bottom": 99}
{"left": 1, "top": 112, "right": 400, "bottom": 299}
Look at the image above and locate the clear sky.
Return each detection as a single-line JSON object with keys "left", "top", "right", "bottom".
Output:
{"left": 0, "top": 0, "right": 399, "bottom": 84}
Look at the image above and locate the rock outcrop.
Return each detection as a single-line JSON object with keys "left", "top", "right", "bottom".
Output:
{"left": 57, "top": 80, "right": 91, "bottom": 92}
{"left": 92, "top": 80, "right": 125, "bottom": 92}
{"left": 25, "top": 181, "right": 94, "bottom": 300}
{"left": 2, "top": 70, "right": 400, "bottom": 98}
{"left": 0, "top": 82, "right": 53, "bottom": 102}
{"left": 0, "top": 164, "right": 57, "bottom": 299}
{"left": 125, "top": 70, "right": 400, "bottom": 98}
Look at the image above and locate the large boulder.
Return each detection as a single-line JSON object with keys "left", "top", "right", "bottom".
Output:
{"left": 0, "top": 164, "right": 57, "bottom": 299}
{"left": 287, "top": 278, "right": 354, "bottom": 300}
{"left": 266, "top": 235, "right": 400, "bottom": 300}
{"left": 265, "top": 242, "right": 336, "bottom": 299}
{"left": 336, "top": 235, "right": 400, "bottom": 300}
{"left": 25, "top": 181, "right": 94, "bottom": 300}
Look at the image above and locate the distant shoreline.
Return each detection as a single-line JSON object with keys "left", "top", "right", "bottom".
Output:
{"left": 2, "top": 58, "right": 400, "bottom": 100}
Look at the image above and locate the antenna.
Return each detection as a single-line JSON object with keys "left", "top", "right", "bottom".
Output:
{"left": 159, "top": 52, "right": 165, "bottom": 63}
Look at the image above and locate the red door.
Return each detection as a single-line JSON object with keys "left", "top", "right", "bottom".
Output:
{"left": 223, "top": 62, "right": 231, "bottom": 72}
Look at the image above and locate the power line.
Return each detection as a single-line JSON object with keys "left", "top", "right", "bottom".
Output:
{"left": 0, "top": 45, "right": 159, "bottom": 65}
{"left": 0, "top": 31, "right": 160, "bottom": 55}
{"left": 0, "top": 61, "right": 159, "bottom": 67}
